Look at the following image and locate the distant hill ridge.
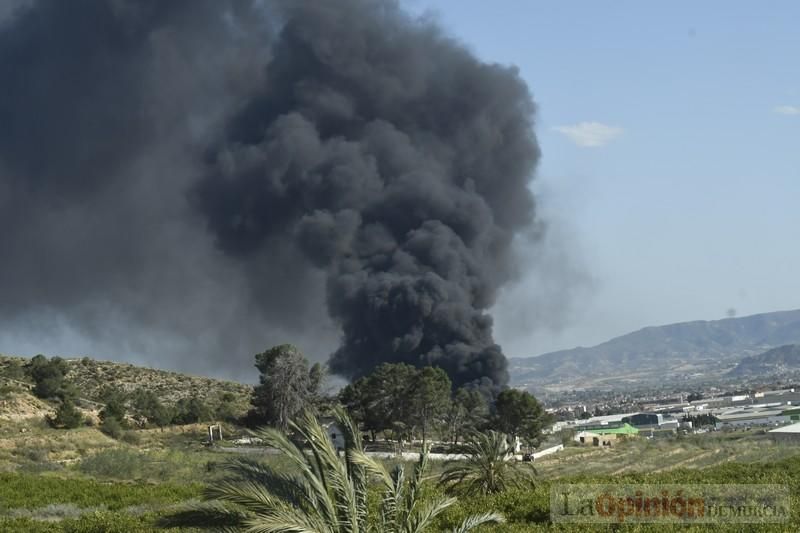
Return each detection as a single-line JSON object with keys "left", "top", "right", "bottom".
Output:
{"left": 728, "top": 344, "right": 800, "bottom": 377}
{"left": 510, "top": 309, "right": 800, "bottom": 389}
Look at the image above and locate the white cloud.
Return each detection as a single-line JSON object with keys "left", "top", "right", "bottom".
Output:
{"left": 553, "top": 122, "right": 623, "bottom": 147}
{"left": 773, "top": 105, "right": 800, "bottom": 116}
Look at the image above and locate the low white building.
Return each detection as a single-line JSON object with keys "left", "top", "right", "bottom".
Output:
{"left": 769, "top": 422, "right": 800, "bottom": 444}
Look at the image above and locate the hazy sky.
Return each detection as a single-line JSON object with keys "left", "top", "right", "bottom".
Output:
{"left": 408, "top": 0, "right": 800, "bottom": 356}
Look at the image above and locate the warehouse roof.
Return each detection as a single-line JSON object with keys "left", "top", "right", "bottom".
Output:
{"left": 587, "top": 423, "right": 639, "bottom": 435}
{"left": 716, "top": 409, "right": 785, "bottom": 421}
{"left": 769, "top": 423, "right": 800, "bottom": 434}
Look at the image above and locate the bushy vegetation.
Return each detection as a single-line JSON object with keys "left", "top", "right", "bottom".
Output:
{"left": 77, "top": 449, "right": 149, "bottom": 479}
{"left": 0, "top": 472, "right": 200, "bottom": 511}
{"left": 47, "top": 399, "right": 83, "bottom": 429}
{"left": 95, "top": 384, "right": 222, "bottom": 435}
{"left": 26, "top": 355, "right": 70, "bottom": 400}
{"left": 99, "top": 416, "right": 124, "bottom": 439}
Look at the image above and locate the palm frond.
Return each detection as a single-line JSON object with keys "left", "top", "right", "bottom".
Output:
{"left": 219, "top": 457, "right": 312, "bottom": 510}
{"left": 405, "top": 496, "right": 457, "bottom": 533}
{"left": 291, "top": 410, "right": 361, "bottom": 532}
{"left": 205, "top": 480, "right": 281, "bottom": 513}
{"left": 334, "top": 406, "right": 369, "bottom": 530}
{"left": 348, "top": 450, "right": 393, "bottom": 488}
{"left": 162, "top": 409, "right": 508, "bottom": 533}
{"left": 384, "top": 464, "right": 406, "bottom": 530}
{"left": 241, "top": 503, "right": 333, "bottom": 533}
{"left": 449, "top": 512, "right": 506, "bottom": 533}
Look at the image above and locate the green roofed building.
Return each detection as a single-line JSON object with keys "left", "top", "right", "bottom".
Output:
{"left": 590, "top": 423, "right": 639, "bottom": 435}
{"left": 782, "top": 408, "right": 800, "bottom": 422}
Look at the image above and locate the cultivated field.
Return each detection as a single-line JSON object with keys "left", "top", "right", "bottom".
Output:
{"left": 534, "top": 430, "right": 800, "bottom": 478}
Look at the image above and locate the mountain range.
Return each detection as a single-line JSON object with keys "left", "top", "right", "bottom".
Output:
{"left": 509, "top": 309, "right": 800, "bottom": 391}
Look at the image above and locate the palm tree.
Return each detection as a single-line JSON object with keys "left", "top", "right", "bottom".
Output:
{"left": 161, "top": 407, "right": 504, "bottom": 532}
{"left": 438, "top": 430, "right": 535, "bottom": 495}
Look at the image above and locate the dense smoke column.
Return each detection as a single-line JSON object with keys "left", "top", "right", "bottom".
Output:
{"left": 198, "top": 0, "right": 541, "bottom": 387}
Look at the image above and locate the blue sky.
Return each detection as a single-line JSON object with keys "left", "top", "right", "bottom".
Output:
{"left": 408, "top": 1, "right": 800, "bottom": 356}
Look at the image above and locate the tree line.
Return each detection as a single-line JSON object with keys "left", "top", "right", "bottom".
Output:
{"left": 249, "top": 344, "right": 553, "bottom": 449}
{"left": 13, "top": 346, "right": 553, "bottom": 449}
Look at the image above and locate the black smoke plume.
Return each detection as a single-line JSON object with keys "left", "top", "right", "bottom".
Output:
{"left": 197, "top": 1, "right": 540, "bottom": 387}
{"left": 0, "top": 0, "right": 540, "bottom": 387}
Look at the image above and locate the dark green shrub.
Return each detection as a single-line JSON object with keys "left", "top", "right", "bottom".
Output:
{"left": 120, "top": 430, "right": 141, "bottom": 445}
{"left": 100, "top": 417, "right": 124, "bottom": 440}
{"left": 48, "top": 399, "right": 83, "bottom": 429}
{"left": 99, "top": 388, "right": 128, "bottom": 426}
{"left": 78, "top": 449, "right": 147, "bottom": 479}
{"left": 173, "top": 396, "right": 212, "bottom": 425}
{"left": 26, "top": 355, "right": 68, "bottom": 399}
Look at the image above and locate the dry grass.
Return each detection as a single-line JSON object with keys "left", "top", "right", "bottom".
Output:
{"left": 0, "top": 391, "right": 53, "bottom": 422}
